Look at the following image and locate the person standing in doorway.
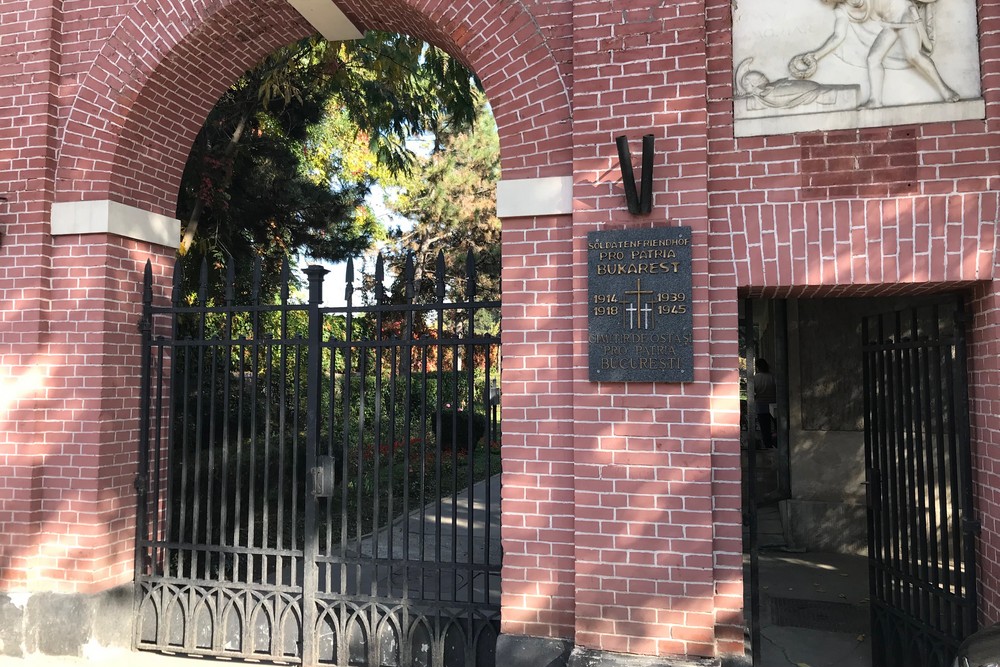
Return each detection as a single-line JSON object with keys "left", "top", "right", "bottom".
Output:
{"left": 753, "top": 358, "right": 777, "bottom": 449}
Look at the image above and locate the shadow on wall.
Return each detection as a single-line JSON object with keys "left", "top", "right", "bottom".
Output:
{"left": 780, "top": 498, "right": 867, "bottom": 555}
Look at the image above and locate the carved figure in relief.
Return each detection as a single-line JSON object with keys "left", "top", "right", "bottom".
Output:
{"left": 735, "top": 58, "right": 857, "bottom": 110}
{"left": 790, "top": 0, "right": 959, "bottom": 107}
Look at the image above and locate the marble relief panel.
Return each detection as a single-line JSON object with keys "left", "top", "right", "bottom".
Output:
{"left": 732, "top": 0, "right": 984, "bottom": 136}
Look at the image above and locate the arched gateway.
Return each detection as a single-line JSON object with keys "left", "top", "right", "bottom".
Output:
{"left": 4, "top": 0, "right": 1000, "bottom": 665}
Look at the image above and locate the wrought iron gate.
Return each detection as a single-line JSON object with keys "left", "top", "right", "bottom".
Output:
{"left": 134, "top": 253, "right": 502, "bottom": 666}
{"left": 862, "top": 297, "right": 978, "bottom": 667}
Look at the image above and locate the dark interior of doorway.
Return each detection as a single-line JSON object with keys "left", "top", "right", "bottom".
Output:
{"left": 742, "top": 293, "right": 978, "bottom": 667}
{"left": 742, "top": 297, "right": 873, "bottom": 667}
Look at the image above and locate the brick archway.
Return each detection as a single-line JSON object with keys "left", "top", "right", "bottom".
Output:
{"left": 55, "top": 0, "right": 572, "bottom": 216}
{"left": 37, "top": 0, "right": 575, "bottom": 653}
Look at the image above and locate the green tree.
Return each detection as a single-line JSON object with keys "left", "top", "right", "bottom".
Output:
{"left": 176, "top": 32, "right": 480, "bottom": 301}
{"left": 377, "top": 99, "right": 501, "bottom": 308}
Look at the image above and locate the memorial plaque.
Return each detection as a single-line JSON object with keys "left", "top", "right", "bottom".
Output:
{"left": 588, "top": 226, "right": 693, "bottom": 382}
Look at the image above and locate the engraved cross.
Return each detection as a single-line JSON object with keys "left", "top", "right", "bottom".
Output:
{"left": 624, "top": 279, "right": 653, "bottom": 330}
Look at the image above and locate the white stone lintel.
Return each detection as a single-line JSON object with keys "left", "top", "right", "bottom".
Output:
{"left": 51, "top": 200, "right": 181, "bottom": 249}
{"left": 286, "top": 0, "right": 363, "bottom": 41}
{"left": 734, "top": 99, "right": 986, "bottom": 138}
{"left": 496, "top": 176, "right": 574, "bottom": 218}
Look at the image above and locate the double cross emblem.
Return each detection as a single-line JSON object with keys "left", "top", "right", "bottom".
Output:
{"left": 623, "top": 279, "right": 654, "bottom": 330}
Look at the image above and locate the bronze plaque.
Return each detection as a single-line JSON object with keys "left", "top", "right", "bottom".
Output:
{"left": 588, "top": 227, "right": 693, "bottom": 382}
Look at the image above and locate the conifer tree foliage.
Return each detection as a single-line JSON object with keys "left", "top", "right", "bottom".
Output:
{"left": 378, "top": 100, "right": 501, "bottom": 306}
{"left": 176, "top": 31, "right": 480, "bottom": 299}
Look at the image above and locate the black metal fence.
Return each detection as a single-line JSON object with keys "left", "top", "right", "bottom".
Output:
{"left": 862, "top": 298, "right": 977, "bottom": 667}
{"left": 134, "top": 252, "right": 501, "bottom": 666}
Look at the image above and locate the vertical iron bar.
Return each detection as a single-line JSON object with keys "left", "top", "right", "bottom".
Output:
{"left": 292, "top": 339, "right": 303, "bottom": 578}
{"left": 868, "top": 315, "right": 881, "bottom": 662}
{"left": 163, "top": 259, "right": 182, "bottom": 580}
{"left": 465, "top": 251, "right": 477, "bottom": 607}
{"left": 374, "top": 335, "right": 384, "bottom": 598}
{"left": 302, "top": 264, "right": 328, "bottom": 665}
{"left": 944, "top": 308, "right": 962, "bottom": 635}
{"left": 879, "top": 313, "right": 896, "bottom": 662}
{"left": 276, "top": 265, "right": 290, "bottom": 581}
{"left": 889, "top": 311, "right": 904, "bottom": 615}
{"left": 451, "top": 322, "right": 460, "bottom": 600}
{"left": 402, "top": 254, "right": 415, "bottom": 602}
{"left": 355, "top": 350, "right": 367, "bottom": 594}
{"left": 435, "top": 253, "right": 446, "bottom": 604}
{"left": 219, "top": 272, "right": 234, "bottom": 576}
{"left": 178, "top": 317, "right": 194, "bottom": 579}
{"left": 952, "top": 297, "right": 978, "bottom": 641}
{"left": 931, "top": 305, "right": 952, "bottom": 634}
{"left": 921, "top": 309, "right": 942, "bottom": 633}
{"left": 205, "top": 342, "right": 218, "bottom": 580}
{"left": 233, "top": 336, "right": 245, "bottom": 584}
{"left": 248, "top": 263, "right": 261, "bottom": 582}
{"left": 135, "top": 261, "right": 154, "bottom": 583}
{"left": 263, "top": 344, "right": 273, "bottom": 553}
{"left": 910, "top": 310, "right": 930, "bottom": 629}
{"left": 484, "top": 349, "right": 495, "bottom": 606}
{"left": 152, "top": 333, "right": 167, "bottom": 576}
{"left": 387, "top": 341, "right": 397, "bottom": 593}
{"left": 417, "top": 320, "right": 430, "bottom": 599}
{"left": 221, "top": 260, "right": 236, "bottom": 577}
{"left": 420, "top": 345, "right": 430, "bottom": 601}
{"left": 325, "top": 331, "right": 336, "bottom": 599}
{"left": 340, "top": 260, "right": 355, "bottom": 604}
{"left": 373, "top": 256, "right": 385, "bottom": 597}
{"left": 744, "top": 299, "right": 761, "bottom": 667}
{"left": 862, "top": 314, "right": 880, "bottom": 660}
{"left": 900, "top": 313, "right": 917, "bottom": 622}
{"left": 192, "top": 271, "right": 208, "bottom": 581}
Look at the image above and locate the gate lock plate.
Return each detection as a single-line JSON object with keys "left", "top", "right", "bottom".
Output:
{"left": 311, "top": 456, "right": 338, "bottom": 498}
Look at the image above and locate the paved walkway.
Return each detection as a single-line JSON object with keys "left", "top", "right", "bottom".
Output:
{"left": 754, "top": 551, "right": 873, "bottom": 667}
{"left": 0, "top": 651, "right": 200, "bottom": 666}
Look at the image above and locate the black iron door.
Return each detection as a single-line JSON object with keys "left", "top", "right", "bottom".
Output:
{"left": 862, "top": 297, "right": 978, "bottom": 667}
{"left": 134, "top": 253, "right": 501, "bottom": 666}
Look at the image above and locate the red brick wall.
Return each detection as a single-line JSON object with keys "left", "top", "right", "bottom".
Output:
{"left": 0, "top": 234, "right": 173, "bottom": 592}
{"left": 501, "top": 213, "right": 577, "bottom": 640}
{"left": 53, "top": 0, "right": 574, "bottom": 216}
{"left": 2, "top": 0, "right": 580, "bottom": 629}
{"left": 706, "top": 0, "right": 1000, "bottom": 631}
{"left": 5, "top": 0, "right": 1000, "bottom": 660}
{"left": 569, "top": 0, "right": 728, "bottom": 658}
{"left": 1, "top": 0, "right": 62, "bottom": 589}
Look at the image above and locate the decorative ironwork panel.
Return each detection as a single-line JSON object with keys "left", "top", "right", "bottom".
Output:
{"left": 135, "top": 253, "right": 501, "bottom": 666}
{"left": 862, "top": 298, "right": 978, "bottom": 667}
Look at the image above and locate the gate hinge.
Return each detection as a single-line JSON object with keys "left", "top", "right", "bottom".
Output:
{"left": 134, "top": 474, "right": 147, "bottom": 495}
{"left": 962, "top": 515, "right": 982, "bottom": 536}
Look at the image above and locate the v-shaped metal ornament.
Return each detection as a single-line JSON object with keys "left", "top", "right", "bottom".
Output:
{"left": 615, "top": 133, "right": 654, "bottom": 215}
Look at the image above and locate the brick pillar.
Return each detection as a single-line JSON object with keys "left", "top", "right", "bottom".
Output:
{"left": 970, "top": 276, "right": 1000, "bottom": 622}
{"left": 569, "top": 0, "right": 725, "bottom": 661}
{"left": 499, "top": 211, "right": 578, "bottom": 661}
{"left": 1, "top": 233, "right": 175, "bottom": 594}
{"left": 0, "top": 0, "right": 62, "bottom": 593}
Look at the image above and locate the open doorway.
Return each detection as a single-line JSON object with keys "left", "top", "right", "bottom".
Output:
{"left": 742, "top": 295, "right": 977, "bottom": 667}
